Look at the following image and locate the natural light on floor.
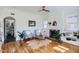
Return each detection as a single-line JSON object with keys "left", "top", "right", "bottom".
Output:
{"left": 53, "top": 45, "right": 69, "bottom": 52}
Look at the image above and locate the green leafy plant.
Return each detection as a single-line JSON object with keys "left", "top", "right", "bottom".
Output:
{"left": 17, "top": 31, "right": 26, "bottom": 46}
{"left": 18, "top": 30, "right": 26, "bottom": 39}
{"left": 18, "top": 31, "right": 24, "bottom": 39}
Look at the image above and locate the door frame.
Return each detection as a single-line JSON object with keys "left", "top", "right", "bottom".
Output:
{"left": 4, "top": 16, "right": 16, "bottom": 43}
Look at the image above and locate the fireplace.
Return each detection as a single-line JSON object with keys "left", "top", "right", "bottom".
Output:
{"left": 49, "top": 29, "right": 61, "bottom": 39}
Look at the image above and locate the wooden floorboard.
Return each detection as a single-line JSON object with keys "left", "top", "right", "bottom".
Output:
{"left": 1, "top": 38, "right": 79, "bottom": 53}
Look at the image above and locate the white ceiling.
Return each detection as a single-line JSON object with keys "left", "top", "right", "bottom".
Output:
{"left": 0, "top": 6, "right": 79, "bottom": 14}
{"left": 11, "top": 6, "right": 79, "bottom": 13}
{"left": 11, "top": 6, "right": 53, "bottom": 14}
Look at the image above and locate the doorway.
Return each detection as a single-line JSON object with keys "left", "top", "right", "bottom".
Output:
{"left": 4, "top": 16, "right": 16, "bottom": 43}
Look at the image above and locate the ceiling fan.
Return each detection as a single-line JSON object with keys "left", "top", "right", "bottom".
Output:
{"left": 39, "top": 6, "right": 50, "bottom": 12}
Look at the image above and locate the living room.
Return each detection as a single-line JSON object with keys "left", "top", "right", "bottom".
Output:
{"left": 0, "top": 6, "right": 79, "bottom": 53}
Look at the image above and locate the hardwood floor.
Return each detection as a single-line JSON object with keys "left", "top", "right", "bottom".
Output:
{"left": 1, "top": 38, "right": 79, "bottom": 53}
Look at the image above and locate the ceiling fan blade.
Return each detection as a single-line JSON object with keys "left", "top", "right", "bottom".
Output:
{"left": 38, "top": 6, "right": 50, "bottom": 12}
{"left": 47, "top": 10, "right": 50, "bottom": 12}
{"left": 45, "top": 10, "right": 50, "bottom": 12}
{"left": 42, "top": 6, "right": 45, "bottom": 9}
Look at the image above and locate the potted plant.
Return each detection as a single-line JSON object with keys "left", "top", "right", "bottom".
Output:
{"left": 17, "top": 30, "right": 26, "bottom": 46}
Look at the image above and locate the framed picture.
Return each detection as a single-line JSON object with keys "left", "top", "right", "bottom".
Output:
{"left": 28, "top": 20, "right": 36, "bottom": 27}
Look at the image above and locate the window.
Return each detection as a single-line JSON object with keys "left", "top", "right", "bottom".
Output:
{"left": 66, "top": 16, "right": 78, "bottom": 32}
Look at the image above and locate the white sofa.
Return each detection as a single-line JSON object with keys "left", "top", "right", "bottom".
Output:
{"left": 61, "top": 36, "right": 79, "bottom": 46}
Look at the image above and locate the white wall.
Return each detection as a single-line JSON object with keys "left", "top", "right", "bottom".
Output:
{"left": 47, "top": 6, "right": 79, "bottom": 33}
{"left": 0, "top": 7, "right": 4, "bottom": 42}
{"left": 63, "top": 6, "right": 79, "bottom": 32}
{"left": 0, "top": 7, "right": 43, "bottom": 41}
{"left": 0, "top": 6, "right": 79, "bottom": 42}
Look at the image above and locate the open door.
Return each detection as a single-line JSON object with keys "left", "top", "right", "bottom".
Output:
{"left": 4, "top": 16, "right": 16, "bottom": 43}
